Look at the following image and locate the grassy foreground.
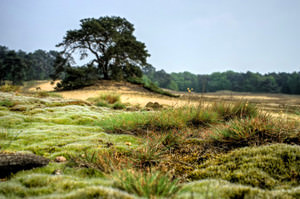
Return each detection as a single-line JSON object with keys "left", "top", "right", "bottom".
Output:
{"left": 0, "top": 91, "right": 299, "bottom": 199}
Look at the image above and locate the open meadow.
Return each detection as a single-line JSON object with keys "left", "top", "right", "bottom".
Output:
{"left": 0, "top": 81, "right": 299, "bottom": 199}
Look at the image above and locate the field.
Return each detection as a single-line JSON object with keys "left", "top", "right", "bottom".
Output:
{"left": 0, "top": 81, "right": 299, "bottom": 199}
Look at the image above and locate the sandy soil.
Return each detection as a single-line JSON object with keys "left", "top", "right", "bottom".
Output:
{"left": 28, "top": 80, "right": 300, "bottom": 113}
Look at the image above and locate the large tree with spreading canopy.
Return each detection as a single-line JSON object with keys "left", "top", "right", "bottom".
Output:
{"left": 56, "top": 16, "right": 150, "bottom": 80}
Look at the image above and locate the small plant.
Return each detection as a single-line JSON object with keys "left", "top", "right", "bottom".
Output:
{"left": 34, "top": 91, "right": 62, "bottom": 98}
{"left": 113, "top": 170, "right": 181, "bottom": 198}
{"left": 0, "top": 99, "right": 15, "bottom": 107}
{"left": 131, "top": 138, "right": 165, "bottom": 168}
{"left": 112, "top": 102, "right": 126, "bottom": 110}
{"left": 190, "top": 109, "right": 219, "bottom": 126}
{"left": 210, "top": 114, "right": 300, "bottom": 148}
{"left": 161, "top": 130, "right": 184, "bottom": 151}
{"left": 211, "top": 101, "right": 258, "bottom": 121}
{"left": 0, "top": 84, "right": 20, "bottom": 92}
{"left": 0, "top": 129, "right": 22, "bottom": 151}
{"left": 88, "top": 93, "right": 127, "bottom": 109}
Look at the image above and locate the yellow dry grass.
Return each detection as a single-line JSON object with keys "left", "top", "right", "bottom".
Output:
{"left": 27, "top": 80, "right": 300, "bottom": 120}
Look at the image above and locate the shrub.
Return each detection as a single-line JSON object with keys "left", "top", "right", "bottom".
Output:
{"left": 113, "top": 170, "right": 181, "bottom": 198}
{"left": 190, "top": 144, "right": 300, "bottom": 189}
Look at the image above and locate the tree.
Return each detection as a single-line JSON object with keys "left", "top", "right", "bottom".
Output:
{"left": 3, "top": 50, "right": 27, "bottom": 85}
{"left": 57, "top": 16, "right": 150, "bottom": 80}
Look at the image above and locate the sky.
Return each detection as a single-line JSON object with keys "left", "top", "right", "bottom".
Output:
{"left": 0, "top": 0, "right": 299, "bottom": 74}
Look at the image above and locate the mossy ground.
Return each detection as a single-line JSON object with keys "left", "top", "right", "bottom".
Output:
{"left": 0, "top": 91, "right": 299, "bottom": 198}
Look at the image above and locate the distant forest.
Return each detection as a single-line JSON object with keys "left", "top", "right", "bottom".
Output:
{"left": 0, "top": 45, "right": 58, "bottom": 85}
{"left": 0, "top": 45, "right": 299, "bottom": 94}
{"left": 143, "top": 66, "right": 300, "bottom": 94}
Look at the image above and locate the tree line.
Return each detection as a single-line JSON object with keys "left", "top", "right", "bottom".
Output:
{"left": 143, "top": 65, "right": 300, "bottom": 94}
{"left": 0, "top": 45, "right": 58, "bottom": 85}
{"left": 1, "top": 15, "right": 299, "bottom": 94}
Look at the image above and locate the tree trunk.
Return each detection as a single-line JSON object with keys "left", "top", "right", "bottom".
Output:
{"left": 0, "top": 153, "right": 49, "bottom": 178}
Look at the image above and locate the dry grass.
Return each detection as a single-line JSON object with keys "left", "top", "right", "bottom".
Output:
{"left": 26, "top": 81, "right": 300, "bottom": 117}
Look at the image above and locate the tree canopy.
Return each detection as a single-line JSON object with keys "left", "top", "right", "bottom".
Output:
{"left": 0, "top": 46, "right": 58, "bottom": 85}
{"left": 57, "top": 16, "right": 149, "bottom": 80}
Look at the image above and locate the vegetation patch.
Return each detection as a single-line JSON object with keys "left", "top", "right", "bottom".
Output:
{"left": 88, "top": 94, "right": 127, "bottom": 110}
{"left": 113, "top": 170, "right": 181, "bottom": 198}
{"left": 209, "top": 114, "right": 300, "bottom": 149}
{"left": 190, "top": 144, "right": 300, "bottom": 189}
{"left": 178, "top": 179, "right": 300, "bottom": 199}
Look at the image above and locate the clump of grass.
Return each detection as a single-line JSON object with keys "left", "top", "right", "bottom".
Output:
{"left": 113, "top": 170, "right": 181, "bottom": 198}
{"left": 0, "top": 84, "right": 20, "bottom": 92}
{"left": 0, "top": 99, "right": 15, "bottom": 107}
{"left": 88, "top": 94, "right": 126, "bottom": 109}
{"left": 0, "top": 128, "right": 22, "bottom": 151}
{"left": 190, "top": 144, "right": 300, "bottom": 189}
{"left": 210, "top": 114, "right": 300, "bottom": 148}
{"left": 131, "top": 139, "right": 165, "bottom": 168}
{"left": 161, "top": 130, "right": 185, "bottom": 151}
{"left": 211, "top": 101, "right": 258, "bottom": 121}
{"left": 34, "top": 91, "right": 62, "bottom": 98}
{"left": 69, "top": 150, "right": 129, "bottom": 174}
{"left": 189, "top": 109, "right": 220, "bottom": 127}
{"left": 112, "top": 102, "right": 126, "bottom": 110}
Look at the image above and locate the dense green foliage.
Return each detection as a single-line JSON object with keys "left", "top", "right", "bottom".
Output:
{"left": 0, "top": 46, "right": 58, "bottom": 85}
{"left": 144, "top": 65, "right": 300, "bottom": 94}
{"left": 53, "top": 16, "right": 149, "bottom": 88}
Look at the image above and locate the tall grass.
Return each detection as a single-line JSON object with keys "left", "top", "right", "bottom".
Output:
{"left": 113, "top": 170, "right": 181, "bottom": 198}
{"left": 98, "top": 101, "right": 258, "bottom": 134}
{"left": 88, "top": 94, "right": 126, "bottom": 109}
{"left": 210, "top": 114, "right": 300, "bottom": 147}
{"left": 211, "top": 101, "right": 258, "bottom": 121}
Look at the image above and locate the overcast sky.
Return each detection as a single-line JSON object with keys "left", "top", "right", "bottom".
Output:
{"left": 0, "top": 0, "right": 299, "bottom": 74}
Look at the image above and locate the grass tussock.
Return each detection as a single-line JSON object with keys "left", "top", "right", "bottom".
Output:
{"left": 0, "top": 84, "right": 21, "bottom": 92}
{"left": 190, "top": 144, "right": 300, "bottom": 189}
{"left": 211, "top": 101, "right": 258, "bottom": 121}
{"left": 113, "top": 170, "right": 181, "bottom": 198}
{"left": 88, "top": 94, "right": 127, "bottom": 109}
{"left": 210, "top": 114, "right": 300, "bottom": 148}
{"left": 33, "top": 91, "right": 63, "bottom": 98}
{"left": 0, "top": 99, "right": 15, "bottom": 107}
{"left": 99, "top": 101, "right": 259, "bottom": 134}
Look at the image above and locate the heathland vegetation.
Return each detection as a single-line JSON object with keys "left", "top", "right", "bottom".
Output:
{"left": 0, "top": 88, "right": 299, "bottom": 198}
{"left": 0, "top": 16, "right": 299, "bottom": 199}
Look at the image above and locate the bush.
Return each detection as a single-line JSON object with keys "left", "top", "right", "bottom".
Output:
{"left": 113, "top": 170, "right": 181, "bottom": 198}
{"left": 190, "top": 144, "right": 300, "bottom": 189}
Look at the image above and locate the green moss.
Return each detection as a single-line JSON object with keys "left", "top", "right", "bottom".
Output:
{"left": 177, "top": 179, "right": 300, "bottom": 199}
{"left": 190, "top": 144, "right": 300, "bottom": 189}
